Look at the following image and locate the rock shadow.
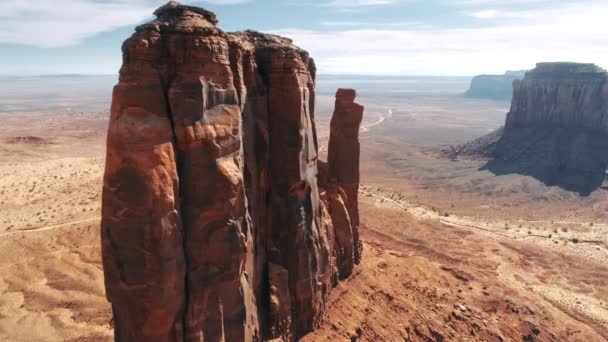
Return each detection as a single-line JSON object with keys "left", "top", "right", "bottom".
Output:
{"left": 480, "top": 126, "right": 608, "bottom": 197}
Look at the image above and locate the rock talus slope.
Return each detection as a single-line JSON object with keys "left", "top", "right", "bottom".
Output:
{"left": 101, "top": 2, "right": 362, "bottom": 341}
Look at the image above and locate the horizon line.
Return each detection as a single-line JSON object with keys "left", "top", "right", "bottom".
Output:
{"left": 0, "top": 73, "right": 478, "bottom": 78}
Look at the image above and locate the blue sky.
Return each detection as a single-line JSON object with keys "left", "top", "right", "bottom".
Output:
{"left": 1, "top": 0, "right": 607, "bottom": 76}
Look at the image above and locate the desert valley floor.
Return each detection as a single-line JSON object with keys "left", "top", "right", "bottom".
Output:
{"left": 0, "top": 75, "right": 607, "bottom": 341}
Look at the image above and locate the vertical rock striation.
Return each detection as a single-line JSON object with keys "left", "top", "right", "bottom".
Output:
{"left": 101, "top": 2, "right": 363, "bottom": 341}
{"left": 506, "top": 63, "right": 608, "bottom": 130}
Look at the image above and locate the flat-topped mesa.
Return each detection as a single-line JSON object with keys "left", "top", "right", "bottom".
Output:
{"left": 507, "top": 62, "right": 608, "bottom": 132}
{"left": 465, "top": 70, "right": 526, "bottom": 101}
{"left": 459, "top": 62, "right": 608, "bottom": 195}
{"left": 102, "top": 2, "right": 361, "bottom": 341}
{"left": 527, "top": 62, "right": 607, "bottom": 76}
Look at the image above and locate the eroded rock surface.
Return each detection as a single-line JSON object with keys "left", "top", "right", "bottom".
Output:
{"left": 101, "top": 2, "right": 362, "bottom": 341}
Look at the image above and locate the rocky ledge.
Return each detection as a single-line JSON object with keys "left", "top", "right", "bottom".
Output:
{"left": 101, "top": 2, "right": 363, "bottom": 341}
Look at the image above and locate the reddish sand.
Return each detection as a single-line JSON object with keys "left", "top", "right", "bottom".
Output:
{"left": 0, "top": 77, "right": 606, "bottom": 340}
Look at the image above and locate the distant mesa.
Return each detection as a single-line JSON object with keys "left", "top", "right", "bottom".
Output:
{"left": 452, "top": 62, "right": 608, "bottom": 196}
{"left": 465, "top": 70, "right": 527, "bottom": 101}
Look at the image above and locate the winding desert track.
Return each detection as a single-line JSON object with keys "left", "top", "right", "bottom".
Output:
{"left": 0, "top": 217, "right": 99, "bottom": 237}
{"left": 359, "top": 189, "right": 608, "bottom": 250}
{"left": 319, "top": 109, "right": 393, "bottom": 153}
{"left": 360, "top": 109, "right": 392, "bottom": 133}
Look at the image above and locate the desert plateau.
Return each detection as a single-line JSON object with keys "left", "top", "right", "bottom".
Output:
{"left": 1, "top": 1, "right": 608, "bottom": 341}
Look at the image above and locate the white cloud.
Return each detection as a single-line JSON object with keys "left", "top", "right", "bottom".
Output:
{"left": 0, "top": 0, "right": 250, "bottom": 48}
{"left": 203, "top": 0, "right": 251, "bottom": 3}
{"left": 468, "top": 7, "right": 538, "bottom": 20}
{"left": 454, "top": 0, "right": 553, "bottom": 5}
{"left": 270, "top": 1, "right": 608, "bottom": 75}
{"left": 320, "top": 0, "right": 402, "bottom": 7}
{"left": 321, "top": 21, "right": 429, "bottom": 28}
{"left": 2, "top": 0, "right": 606, "bottom": 76}
{"left": 470, "top": 9, "right": 499, "bottom": 19}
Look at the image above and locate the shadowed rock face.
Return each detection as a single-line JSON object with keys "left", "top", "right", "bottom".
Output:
{"left": 101, "top": 2, "right": 362, "bottom": 341}
{"left": 468, "top": 62, "right": 608, "bottom": 195}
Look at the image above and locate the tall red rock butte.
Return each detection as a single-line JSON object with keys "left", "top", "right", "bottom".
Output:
{"left": 101, "top": 2, "right": 364, "bottom": 341}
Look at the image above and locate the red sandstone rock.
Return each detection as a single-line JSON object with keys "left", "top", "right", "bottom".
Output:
{"left": 324, "top": 184, "right": 354, "bottom": 279}
{"left": 327, "top": 89, "right": 364, "bottom": 264}
{"left": 101, "top": 2, "right": 362, "bottom": 341}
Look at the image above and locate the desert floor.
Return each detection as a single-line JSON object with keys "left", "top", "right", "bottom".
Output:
{"left": 0, "top": 75, "right": 606, "bottom": 341}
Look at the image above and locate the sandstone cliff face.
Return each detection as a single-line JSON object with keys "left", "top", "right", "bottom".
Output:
{"left": 506, "top": 63, "right": 608, "bottom": 130}
{"left": 101, "top": 2, "right": 362, "bottom": 341}
{"left": 457, "top": 62, "right": 608, "bottom": 195}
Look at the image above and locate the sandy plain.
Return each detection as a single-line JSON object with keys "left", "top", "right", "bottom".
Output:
{"left": 0, "top": 75, "right": 606, "bottom": 341}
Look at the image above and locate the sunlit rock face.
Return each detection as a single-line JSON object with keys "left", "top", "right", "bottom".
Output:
{"left": 101, "top": 2, "right": 363, "bottom": 341}
{"left": 506, "top": 63, "right": 608, "bottom": 130}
